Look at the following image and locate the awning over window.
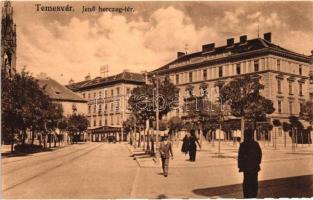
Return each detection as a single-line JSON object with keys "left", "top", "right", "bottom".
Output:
{"left": 88, "top": 126, "right": 122, "bottom": 134}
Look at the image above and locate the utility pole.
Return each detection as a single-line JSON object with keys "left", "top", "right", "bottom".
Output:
{"left": 156, "top": 76, "right": 159, "bottom": 152}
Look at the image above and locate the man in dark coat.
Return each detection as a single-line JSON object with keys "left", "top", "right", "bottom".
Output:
{"left": 181, "top": 133, "right": 190, "bottom": 155}
{"left": 188, "top": 130, "right": 201, "bottom": 162}
{"left": 238, "top": 129, "right": 262, "bottom": 198}
{"left": 159, "top": 135, "right": 173, "bottom": 177}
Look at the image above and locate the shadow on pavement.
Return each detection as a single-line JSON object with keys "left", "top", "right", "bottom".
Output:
{"left": 157, "top": 194, "right": 168, "bottom": 199}
{"left": 192, "top": 175, "right": 313, "bottom": 198}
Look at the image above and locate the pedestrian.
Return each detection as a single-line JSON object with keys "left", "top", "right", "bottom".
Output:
{"left": 159, "top": 135, "right": 173, "bottom": 177}
{"left": 188, "top": 129, "right": 201, "bottom": 162}
{"left": 181, "top": 133, "right": 190, "bottom": 155}
{"left": 238, "top": 129, "right": 262, "bottom": 198}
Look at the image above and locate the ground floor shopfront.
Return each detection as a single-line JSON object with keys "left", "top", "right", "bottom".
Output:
{"left": 88, "top": 126, "right": 127, "bottom": 142}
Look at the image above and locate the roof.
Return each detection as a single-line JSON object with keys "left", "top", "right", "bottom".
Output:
{"left": 66, "top": 71, "right": 145, "bottom": 91}
{"left": 152, "top": 37, "right": 312, "bottom": 75}
{"left": 37, "top": 78, "right": 87, "bottom": 103}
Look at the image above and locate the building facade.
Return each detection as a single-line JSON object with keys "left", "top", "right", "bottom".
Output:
{"left": 67, "top": 71, "right": 145, "bottom": 141}
{"left": 151, "top": 33, "right": 313, "bottom": 124}
{"left": 1, "top": 1, "right": 17, "bottom": 77}
{"left": 38, "top": 77, "right": 88, "bottom": 116}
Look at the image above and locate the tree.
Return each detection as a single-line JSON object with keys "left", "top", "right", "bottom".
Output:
{"left": 282, "top": 122, "right": 291, "bottom": 148}
{"left": 300, "top": 101, "right": 313, "bottom": 124}
{"left": 220, "top": 75, "right": 275, "bottom": 138}
{"left": 128, "top": 76, "right": 179, "bottom": 150}
{"left": 67, "top": 114, "right": 88, "bottom": 144}
{"left": 168, "top": 116, "right": 183, "bottom": 137}
{"left": 123, "top": 114, "right": 137, "bottom": 146}
{"left": 1, "top": 70, "right": 60, "bottom": 152}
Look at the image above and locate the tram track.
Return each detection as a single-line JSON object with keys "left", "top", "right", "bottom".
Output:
{"left": 2, "top": 143, "right": 103, "bottom": 192}
{"left": 2, "top": 143, "right": 97, "bottom": 176}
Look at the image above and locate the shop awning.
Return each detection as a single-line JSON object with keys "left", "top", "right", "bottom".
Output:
{"left": 88, "top": 126, "right": 122, "bottom": 134}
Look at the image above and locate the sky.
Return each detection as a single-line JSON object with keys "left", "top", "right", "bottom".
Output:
{"left": 10, "top": 1, "right": 313, "bottom": 84}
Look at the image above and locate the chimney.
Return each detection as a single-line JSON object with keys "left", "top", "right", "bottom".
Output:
{"left": 68, "top": 78, "right": 74, "bottom": 84}
{"left": 264, "top": 32, "right": 272, "bottom": 42}
{"left": 240, "top": 35, "right": 247, "bottom": 43}
{"left": 227, "top": 38, "right": 234, "bottom": 46}
{"left": 177, "top": 52, "right": 186, "bottom": 58}
{"left": 202, "top": 43, "right": 215, "bottom": 52}
{"left": 85, "top": 73, "right": 91, "bottom": 81}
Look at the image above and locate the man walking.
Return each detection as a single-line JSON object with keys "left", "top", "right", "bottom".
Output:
{"left": 159, "top": 135, "right": 173, "bottom": 177}
{"left": 238, "top": 129, "right": 262, "bottom": 198}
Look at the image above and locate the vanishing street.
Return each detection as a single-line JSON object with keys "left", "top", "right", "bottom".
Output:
{"left": 2, "top": 142, "right": 313, "bottom": 198}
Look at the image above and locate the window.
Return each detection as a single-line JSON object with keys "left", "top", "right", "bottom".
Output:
{"left": 82, "top": 93, "right": 85, "bottom": 99}
{"left": 289, "top": 82, "right": 293, "bottom": 95}
{"left": 104, "top": 103, "right": 108, "bottom": 111}
{"left": 277, "top": 59, "right": 281, "bottom": 71}
{"left": 126, "top": 88, "right": 131, "bottom": 96}
{"left": 105, "top": 90, "right": 108, "bottom": 98}
{"left": 111, "top": 89, "right": 114, "bottom": 97}
{"left": 278, "top": 101, "right": 282, "bottom": 113}
{"left": 105, "top": 118, "right": 107, "bottom": 125}
{"left": 189, "top": 72, "right": 193, "bottom": 82}
{"left": 218, "top": 66, "right": 223, "bottom": 78}
{"left": 116, "top": 102, "right": 120, "bottom": 111}
{"left": 116, "top": 87, "right": 120, "bottom": 96}
{"left": 176, "top": 74, "right": 180, "bottom": 84}
{"left": 300, "top": 103, "right": 303, "bottom": 114}
{"left": 289, "top": 102, "right": 293, "bottom": 114}
{"left": 93, "top": 120, "right": 96, "bottom": 127}
{"left": 72, "top": 103, "right": 77, "bottom": 112}
{"left": 203, "top": 69, "right": 207, "bottom": 80}
{"left": 117, "top": 117, "right": 120, "bottom": 125}
{"left": 88, "top": 93, "right": 90, "bottom": 99}
{"left": 99, "top": 119, "right": 102, "bottom": 126}
{"left": 111, "top": 103, "right": 114, "bottom": 111}
{"left": 99, "top": 91, "right": 102, "bottom": 98}
{"left": 110, "top": 115, "right": 114, "bottom": 125}
{"left": 93, "top": 105, "right": 96, "bottom": 113}
{"left": 98, "top": 104, "right": 102, "bottom": 113}
{"left": 94, "top": 92, "right": 96, "bottom": 98}
{"left": 236, "top": 63, "right": 241, "bottom": 75}
{"left": 88, "top": 105, "right": 91, "bottom": 114}
{"left": 299, "top": 83, "right": 303, "bottom": 96}
{"left": 277, "top": 80, "right": 282, "bottom": 93}
{"left": 254, "top": 60, "right": 259, "bottom": 72}
{"left": 299, "top": 65, "right": 302, "bottom": 76}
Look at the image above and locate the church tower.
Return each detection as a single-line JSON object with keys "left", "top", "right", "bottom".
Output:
{"left": 1, "top": 1, "right": 16, "bottom": 77}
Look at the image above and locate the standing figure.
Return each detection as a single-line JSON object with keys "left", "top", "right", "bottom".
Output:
{"left": 188, "top": 130, "right": 201, "bottom": 162}
{"left": 159, "top": 135, "right": 173, "bottom": 177}
{"left": 181, "top": 133, "right": 190, "bottom": 155}
{"left": 238, "top": 129, "right": 262, "bottom": 198}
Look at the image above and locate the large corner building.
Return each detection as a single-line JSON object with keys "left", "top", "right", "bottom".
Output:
{"left": 152, "top": 33, "right": 313, "bottom": 125}
{"left": 67, "top": 71, "right": 145, "bottom": 141}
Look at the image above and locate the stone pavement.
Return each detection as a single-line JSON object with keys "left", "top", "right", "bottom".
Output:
{"left": 128, "top": 140, "right": 313, "bottom": 168}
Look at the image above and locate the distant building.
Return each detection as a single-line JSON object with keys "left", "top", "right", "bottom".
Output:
{"left": 151, "top": 33, "right": 313, "bottom": 141}
{"left": 1, "top": 1, "right": 17, "bottom": 77}
{"left": 38, "top": 77, "right": 87, "bottom": 116}
{"left": 67, "top": 71, "right": 145, "bottom": 142}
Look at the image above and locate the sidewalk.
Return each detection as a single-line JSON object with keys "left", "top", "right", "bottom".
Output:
{"left": 128, "top": 140, "right": 313, "bottom": 168}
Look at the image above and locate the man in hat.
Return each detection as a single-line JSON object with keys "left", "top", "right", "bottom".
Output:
{"left": 159, "top": 135, "right": 173, "bottom": 177}
{"left": 238, "top": 129, "right": 262, "bottom": 198}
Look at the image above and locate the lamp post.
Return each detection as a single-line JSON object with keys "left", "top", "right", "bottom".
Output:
{"left": 155, "top": 75, "right": 160, "bottom": 153}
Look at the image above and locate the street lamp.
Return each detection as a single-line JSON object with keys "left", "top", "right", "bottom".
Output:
{"left": 153, "top": 74, "right": 160, "bottom": 158}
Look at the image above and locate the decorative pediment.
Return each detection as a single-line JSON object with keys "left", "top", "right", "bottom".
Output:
{"left": 298, "top": 78, "right": 306, "bottom": 84}
{"left": 287, "top": 76, "right": 296, "bottom": 82}
{"left": 275, "top": 73, "right": 284, "bottom": 80}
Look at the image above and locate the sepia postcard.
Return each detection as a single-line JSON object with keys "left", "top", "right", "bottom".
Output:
{"left": 1, "top": 0, "right": 313, "bottom": 199}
